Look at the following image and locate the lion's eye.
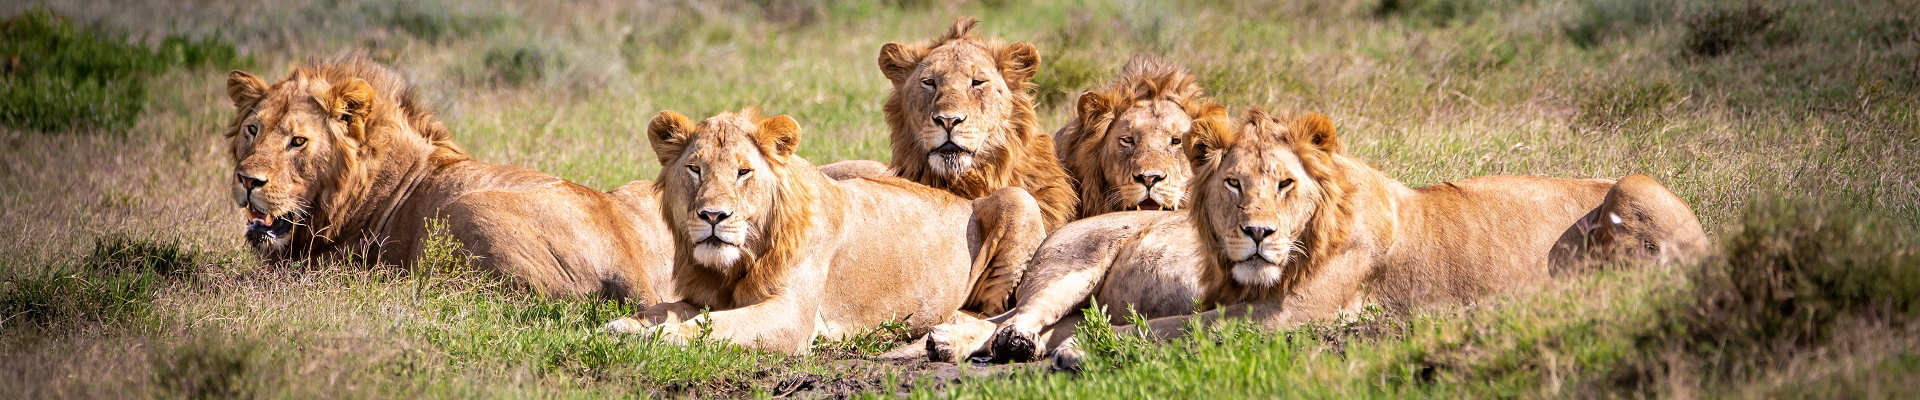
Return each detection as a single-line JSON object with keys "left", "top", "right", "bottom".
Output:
{"left": 1119, "top": 136, "right": 1134, "bottom": 146}
{"left": 1170, "top": 137, "right": 1182, "bottom": 146}
{"left": 686, "top": 165, "right": 702, "bottom": 176}
{"left": 970, "top": 79, "right": 986, "bottom": 87}
{"left": 289, "top": 137, "right": 307, "bottom": 148}
{"left": 245, "top": 124, "right": 258, "bottom": 137}
{"left": 1225, "top": 178, "right": 1241, "bottom": 191}
{"left": 1277, "top": 178, "right": 1294, "bottom": 191}
{"left": 920, "top": 78, "right": 935, "bottom": 87}
{"left": 736, "top": 168, "right": 752, "bottom": 178}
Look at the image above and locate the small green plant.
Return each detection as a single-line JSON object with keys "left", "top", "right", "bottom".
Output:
{"left": 411, "top": 217, "right": 494, "bottom": 299}
{"left": 482, "top": 45, "right": 559, "bottom": 87}
{"left": 0, "top": 235, "right": 202, "bottom": 331}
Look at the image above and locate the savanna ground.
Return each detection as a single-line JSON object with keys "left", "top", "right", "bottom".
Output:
{"left": 2, "top": 0, "right": 1917, "bottom": 397}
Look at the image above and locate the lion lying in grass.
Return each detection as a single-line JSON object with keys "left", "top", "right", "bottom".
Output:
{"left": 220, "top": 55, "right": 674, "bottom": 301}
{"left": 603, "top": 109, "right": 1046, "bottom": 354}
{"left": 923, "top": 109, "right": 1709, "bottom": 365}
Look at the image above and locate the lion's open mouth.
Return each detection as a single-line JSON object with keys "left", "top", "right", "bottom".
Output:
{"left": 1135, "top": 198, "right": 1164, "bottom": 211}
{"left": 244, "top": 207, "right": 296, "bottom": 243}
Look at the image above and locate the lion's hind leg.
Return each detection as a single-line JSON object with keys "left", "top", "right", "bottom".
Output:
{"left": 1550, "top": 174, "right": 1709, "bottom": 273}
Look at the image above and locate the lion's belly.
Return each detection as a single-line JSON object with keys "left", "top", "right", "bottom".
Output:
{"left": 815, "top": 181, "right": 978, "bottom": 339}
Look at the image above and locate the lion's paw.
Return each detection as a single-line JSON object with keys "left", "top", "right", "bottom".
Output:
{"left": 925, "top": 319, "right": 995, "bottom": 363}
{"left": 604, "top": 317, "right": 649, "bottom": 334}
{"left": 990, "top": 325, "right": 1042, "bottom": 363}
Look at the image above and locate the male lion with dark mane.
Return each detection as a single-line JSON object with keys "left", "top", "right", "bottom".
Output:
{"left": 1055, "top": 56, "right": 1227, "bottom": 217}
{"left": 602, "top": 109, "right": 1046, "bottom": 354}
{"left": 923, "top": 109, "right": 1709, "bottom": 365}
{"left": 877, "top": 18, "right": 1077, "bottom": 229}
{"left": 222, "top": 55, "right": 674, "bottom": 301}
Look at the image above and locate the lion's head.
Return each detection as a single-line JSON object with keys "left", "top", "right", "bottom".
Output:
{"left": 648, "top": 109, "right": 816, "bottom": 307}
{"left": 878, "top": 18, "right": 1043, "bottom": 182}
{"left": 1187, "top": 109, "right": 1355, "bottom": 304}
{"left": 1058, "top": 56, "right": 1227, "bottom": 217}
{"left": 222, "top": 55, "right": 460, "bottom": 258}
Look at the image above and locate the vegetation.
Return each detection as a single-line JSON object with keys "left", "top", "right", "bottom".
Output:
{"left": 0, "top": 0, "right": 1913, "bottom": 397}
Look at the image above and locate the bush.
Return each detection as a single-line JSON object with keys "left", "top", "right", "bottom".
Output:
{"left": 482, "top": 45, "right": 560, "bottom": 87}
{"left": 1683, "top": 4, "right": 1783, "bottom": 57}
{"left": 0, "top": 8, "right": 245, "bottom": 133}
{"left": 1619, "top": 197, "right": 1920, "bottom": 389}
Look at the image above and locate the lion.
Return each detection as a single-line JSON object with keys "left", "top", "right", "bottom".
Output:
{"left": 601, "top": 109, "right": 1047, "bottom": 355}
{"left": 877, "top": 18, "right": 1077, "bottom": 229}
{"left": 221, "top": 55, "right": 675, "bottom": 301}
{"left": 921, "top": 109, "right": 1709, "bottom": 365}
{"left": 1054, "top": 56, "right": 1227, "bottom": 217}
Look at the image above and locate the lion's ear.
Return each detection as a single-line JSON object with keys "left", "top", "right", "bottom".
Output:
{"left": 1290, "top": 112, "right": 1341, "bottom": 154}
{"left": 996, "top": 42, "right": 1040, "bottom": 87}
{"left": 878, "top": 43, "right": 923, "bottom": 86}
{"left": 1184, "top": 107, "right": 1238, "bottom": 171}
{"left": 227, "top": 70, "right": 267, "bottom": 108}
{"left": 1074, "top": 91, "right": 1114, "bottom": 132}
{"left": 755, "top": 114, "right": 803, "bottom": 158}
{"left": 648, "top": 110, "right": 694, "bottom": 166}
{"left": 327, "top": 78, "right": 376, "bottom": 124}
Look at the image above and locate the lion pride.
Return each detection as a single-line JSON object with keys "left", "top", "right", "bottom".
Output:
{"left": 923, "top": 109, "right": 1709, "bottom": 365}
{"left": 603, "top": 109, "right": 1047, "bottom": 354}
{"left": 877, "top": 18, "right": 1077, "bottom": 229}
{"left": 1055, "top": 56, "right": 1227, "bottom": 217}
{"left": 221, "top": 56, "right": 673, "bottom": 301}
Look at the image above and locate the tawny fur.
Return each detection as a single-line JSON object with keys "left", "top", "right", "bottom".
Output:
{"left": 922, "top": 109, "right": 1710, "bottom": 363}
{"left": 222, "top": 55, "right": 674, "bottom": 300}
{"left": 1055, "top": 56, "right": 1227, "bottom": 218}
{"left": 878, "top": 18, "right": 1077, "bottom": 229}
{"left": 608, "top": 109, "right": 1047, "bottom": 355}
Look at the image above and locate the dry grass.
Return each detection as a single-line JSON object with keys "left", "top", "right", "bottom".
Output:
{"left": 0, "top": 0, "right": 1915, "bottom": 397}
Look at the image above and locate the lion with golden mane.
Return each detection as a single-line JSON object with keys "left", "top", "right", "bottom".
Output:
{"left": 923, "top": 109, "right": 1709, "bottom": 365}
{"left": 1055, "top": 56, "right": 1227, "bottom": 217}
{"left": 877, "top": 18, "right": 1077, "bottom": 229}
{"left": 602, "top": 109, "right": 1046, "bottom": 354}
{"left": 221, "top": 56, "right": 674, "bottom": 301}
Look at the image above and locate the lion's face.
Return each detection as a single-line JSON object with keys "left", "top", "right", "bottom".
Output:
{"left": 223, "top": 71, "right": 373, "bottom": 253}
{"left": 1098, "top": 100, "right": 1192, "bottom": 210}
{"left": 879, "top": 21, "right": 1041, "bottom": 178}
{"left": 648, "top": 110, "right": 804, "bottom": 273}
{"left": 1189, "top": 111, "right": 1344, "bottom": 288}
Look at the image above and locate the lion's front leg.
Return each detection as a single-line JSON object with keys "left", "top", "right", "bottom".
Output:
{"left": 965, "top": 187, "right": 1047, "bottom": 315}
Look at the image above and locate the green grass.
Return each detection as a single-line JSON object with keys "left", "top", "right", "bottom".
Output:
{"left": 0, "top": 7, "right": 246, "bottom": 133}
{"left": 0, "top": 0, "right": 1915, "bottom": 397}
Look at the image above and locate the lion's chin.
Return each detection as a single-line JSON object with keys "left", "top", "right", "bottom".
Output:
{"left": 692, "top": 242, "right": 743, "bottom": 269}
{"left": 927, "top": 151, "right": 975, "bottom": 177}
{"left": 1231, "top": 262, "right": 1284, "bottom": 287}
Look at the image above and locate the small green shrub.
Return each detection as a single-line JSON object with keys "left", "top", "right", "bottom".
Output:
{"left": 1684, "top": 4, "right": 1783, "bottom": 57}
{"left": 367, "top": 2, "right": 505, "bottom": 43}
{"left": 0, "top": 7, "right": 245, "bottom": 133}
{"left": 1562, "top": 0, "right": 1672, "bottom": 48}
{"left": 482, "top": 45, "right": 559, "bottom": 87}
{"left": 1618, "top": 197, "right": 1920, "bottom": 389}
{"left": 1031, "top": 51, "right": 1103, "bottom": 109}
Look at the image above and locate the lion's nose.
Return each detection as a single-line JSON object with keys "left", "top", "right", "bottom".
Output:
{"left": 1241, "top": 225, "right": 1275, "bottom": 243}
{"left": 1134, "top": 171, "right": 1166, "bottom": 188}
{"left": 931, "top": 113, "right": 966, "bottom": 132}
{"left": 697, "top": 208, "right": 731, "bottom": 225}
{"left": 237, "top": 173, "right": 267, "bottom": 189}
